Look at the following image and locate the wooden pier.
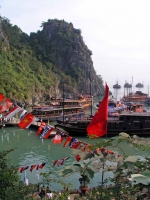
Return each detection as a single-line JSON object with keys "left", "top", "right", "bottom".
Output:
{"left": 0, "top": 118, "right": 56, "bottom": 135}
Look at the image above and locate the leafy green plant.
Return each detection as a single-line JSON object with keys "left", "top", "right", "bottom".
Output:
{"left": 0, "top": 148, "right": 36, "bottom": 200}
{"left": 58, "top": 162, "right": 94, "bottom": 190}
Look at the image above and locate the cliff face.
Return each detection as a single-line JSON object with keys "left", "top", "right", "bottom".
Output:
{"left": 43, "top": 20, "right": 93, "bottom": 71}
{"left": 30, "top": 19, "right": 104, "bottom": 97}
{"left": 0, "top": 17, "right": 104, "bottom": 102}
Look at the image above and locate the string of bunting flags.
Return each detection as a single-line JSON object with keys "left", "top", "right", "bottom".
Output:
{"left": 18, "top": 162, "right": 46, "bottom": 173}
{"left": 0, "top": 87, "right": 120, "bottom": 182}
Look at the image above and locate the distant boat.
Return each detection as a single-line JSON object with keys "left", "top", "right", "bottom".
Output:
{"left": 31, "top": 97, "right": 93, "bottom": 121}
{"left": 113, "top": 83, "right": 121, "bottom": 89}
{"left": 124, "top": 82, "right": 132, "bottom": 88}
{"left": 122, "top": 91, "right": 148, "bottom": 103}
{"left": 135, "top": 83, "right": 144, "bottom": 88}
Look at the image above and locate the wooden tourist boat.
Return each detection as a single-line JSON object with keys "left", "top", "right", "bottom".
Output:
{"left": 47, "top": 96, "right": 93, "bottom": 110}
{"left": 31, "top": 97, "right": 93, "bottom": 121}
{"left": 55, "top": 110, "right": 150, "bottom": 136}
{"left": 122, "top": 91, "right": 148, "bottom": 103}
{"left": 62, "top": 96, "right": 93, "bottom": 109}
{"left": 31, "top": 104, "right": 85, "bottom": 121}
{"left": 55, "top": 103, "right": 149, "bottom": 136}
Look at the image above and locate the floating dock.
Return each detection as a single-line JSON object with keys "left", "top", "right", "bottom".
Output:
{"left": 0, "top": 118, "right": 56, "bottom": 136}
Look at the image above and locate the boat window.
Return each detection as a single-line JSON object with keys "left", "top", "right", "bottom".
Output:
{"left": 127, "top": 116, "right": 130, "bottom": 120}
{"left": 145, "top": 120, "right": 150, "bottom": 123}
{"left": 117, "top": 122, "right": 123, "bottom": 127}
{"left": 133, "top": 122, "right": 140, "bottom": 128}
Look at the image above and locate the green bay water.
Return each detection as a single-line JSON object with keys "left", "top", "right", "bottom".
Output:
{"left": 0, "top": 125, "right": 150, "bottom": 191}
{"left": 0, "top": 126, "right": 101, "bottom": 191}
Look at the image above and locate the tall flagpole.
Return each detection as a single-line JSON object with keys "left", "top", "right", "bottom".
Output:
{"left": 24, "top": 170, "right": 26, "bottom": 185}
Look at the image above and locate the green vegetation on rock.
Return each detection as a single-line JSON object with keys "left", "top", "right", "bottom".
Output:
{"left": 0, "top": 16, "right": 104, "bottom": 103}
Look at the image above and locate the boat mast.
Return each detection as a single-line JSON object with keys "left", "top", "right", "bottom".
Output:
{"left": 89, "top": 70, "right": 92, "bottom": 116}
{"left": 32, "top": 85, "right": 34, "bottom": 110}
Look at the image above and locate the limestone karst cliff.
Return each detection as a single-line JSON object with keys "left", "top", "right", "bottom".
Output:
{"left": 0, "top": 16, "right": 104, "bottom": 103}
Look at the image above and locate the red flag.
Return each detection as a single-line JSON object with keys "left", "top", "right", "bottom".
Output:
{"left": 36, "top": 121, "right": 46, "bottom": 136}
{"left": 36, "top": 126, "right": 44, "bottom": 136}
{"left": 0, "top": 94, "right": 5, "bottom": 102}
{"left": 0, "top": 99, "right": 13, "bottom": 114}
{"left": 68, "top": 138, "right": 82, "bottom": 149}
{"left": 87, "top": 84, "right": 109, "bottom": 137}
{"left": 20, "top": 167, "right": 25, "bottom": 173}
{"left": 36, "top": 122, "right": 46, "bottom": 136}
{"left": 36, "top": 164, "right": 39, "bottom": 170}
{"left": 75, "top": 155, "right": 81, "bottom": 162}
{"left": 18, "top": 113, "right": 35, "bottom": 129}
{"left": 39, "top": 163, "right": 46, "bottom": 169}
{"left": 63, "top": 136, "right": 72, "bottom": 147}
{"left": 52, "top": 134, "right": 64, "bottom": 144}
{"left": 30, "top": 165, "right": 36, "bottom": 172}
{"left": 53, "top": 157, "right": 69, "bottom": 167}
{"left": 40, "top": 125, "right": 55, "bottom": 139}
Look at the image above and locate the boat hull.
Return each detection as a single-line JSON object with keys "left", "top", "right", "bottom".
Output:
{"left": 55, "top": 122, "right": 150, "bottom": 136}
{"left": 55, "top": 124, "right": 150, "bottom": 136}
{"left": 55, "top": 112, "right": 150, "bottom": 136}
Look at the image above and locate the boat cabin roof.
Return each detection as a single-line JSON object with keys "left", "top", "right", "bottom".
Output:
{"left": 32, "top": 106, "right": 82, "bottom": 111}
{"left": 120, "top": 111, "right": 150, "bottom": 117}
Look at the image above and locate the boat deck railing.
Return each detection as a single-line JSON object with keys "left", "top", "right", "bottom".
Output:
{"left": 68, "top": 116, "right": 120, "bottom": 122}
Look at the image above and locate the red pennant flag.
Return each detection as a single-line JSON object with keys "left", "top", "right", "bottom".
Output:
{"left": 20, "top": 167, "right": 25, "bottom": 173}
{"left": 24, "top": 166, "right": 29, "bottom": 170}
{"left": 52, "top": 134, "right": 64, "bottom": 144}
{"left": 18, "top": 113, "right": 35, "bottom": 129}
{"left": 40, "top": 125, "right": 55, "bottom": 139}
{"left": 100, "top": 147, "right": 106, "bottom": 155}
{"left": 53, "top": 157, "right": 69, "bottom": 167}
{"left": 53, "top": 160, "right": 58, "bottom": 167}
{"left": 75, "top": 155, "right": 81, "bottom": 162}
{"left": 82, "top": 144, "right": 87, "bottom": 151}
{"left": 43, "top": 126, "right": 54, "bottom": 139}
{"left": 30, "top": 165, "right": 37, "bottom": 172}
{"left": 0, "top": 94, "right": 5, "bottom": 102}
{"left": 36, "top": 164, "right": 39, "bottom": 170}
{"left": 36, "top": 126, "right": 44, "bottom": 136}
{"left": 63, "top": 136, "right": 72, "bottom": 147}
{"left": 68, "top": 138, "right": 82, "bottom": 149}
{"left": 39, "top": 163, "right": 46, "bottom": 169}
{"left": 0, "top": 98, "right": 13, "bottom": 114}
{"left": 36, "top": 122, "right": 46, "bottom": 136}
{"left": 87, "top": 84, "right": 109, "bottom": 137}
{"left": 107, "top": 149, "right": 114, "bottom": 154}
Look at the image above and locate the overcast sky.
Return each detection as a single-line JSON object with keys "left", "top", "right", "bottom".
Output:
{"left": 1, "top": 0, "right": 150, "bottom": 91}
